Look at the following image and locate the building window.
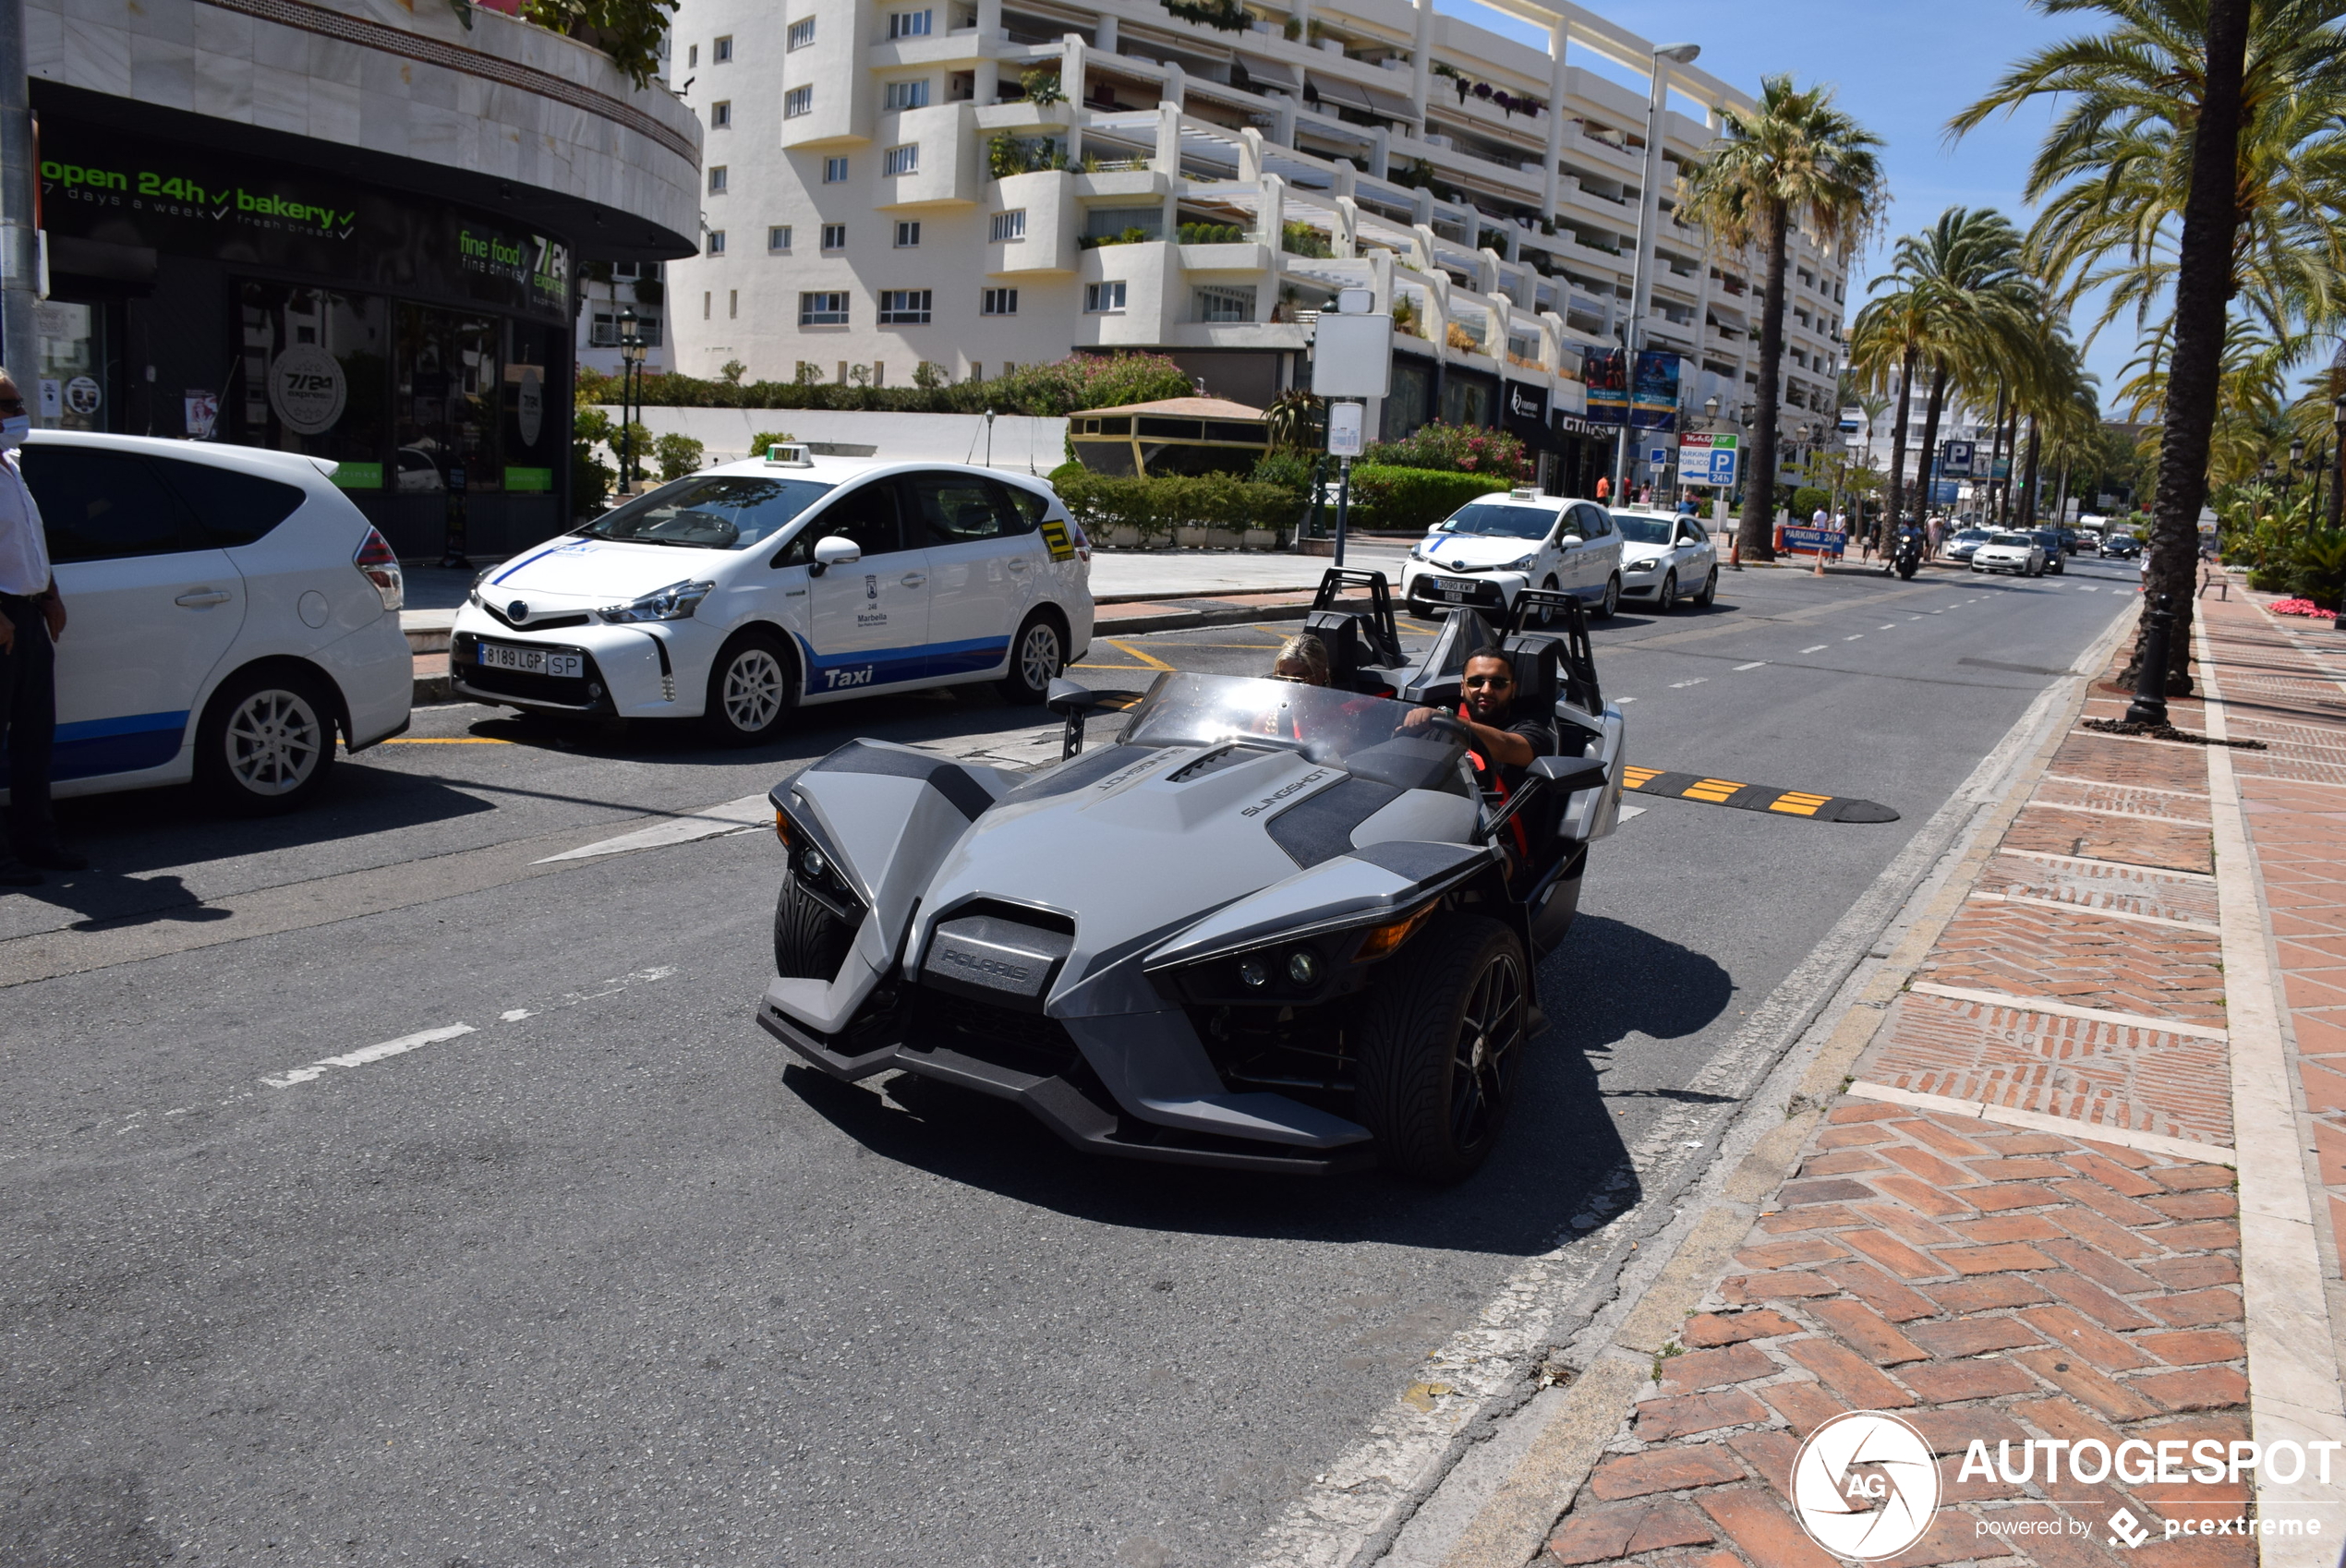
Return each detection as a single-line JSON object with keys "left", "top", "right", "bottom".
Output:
{"left": 730, "top": 290, "right": 739, "bottom": 319}
{"left": 981, "top": 288, "right": 1018, "bottom": 316}
{"left": 786, "top": 17, "right": 815, "bottom": 49}
{"left": 877, "top": 289, "right": 933, "bottom": 324}
{"left": 883, "top": 79, "right": 930, "bottom": 111}
{"left": 823, "top": 157, "right": 848, "bottom": 183}
{"left": 704, "top": 291, "right": 711, "bottom": 319}
{"left": 784, "top": 86, "right": 812, "bottom": 117}
{"left": 769, "top": 224, "right": 792, "bottom": 251}
{"left": 800, "top": 291, "right": 849, "bottom": 326}
{"left": 707, "top": 230, "right": 726, "bottom": 255}
{"left": 713, "top": 34, "right": 733, "bottom": 61}
{"left": 707, "top": 165, "right": 728, "bottom": 194}
{"left": 1194, "top": 286, "right": 1254, "bottom": 323}
{"left": 710, "top": 101, "right": 732, "bottom": 128}
{"left": 889, "top": 9, "right": 932, "bottom": 37}
{"left": 989, "top": 210, "right": 1026, "bottom": 242}
{"left": 590, "top": 311, "right": 663, "bottom": 346}
{"left": 820, "top": 223, "right": 846, "bottom": 251}
{"left": 1084, "top": 281, "right": 1127, "bottom": 313}
{"left": 894, "top": 221, "right": 921, "bottom": 247}
{"left": 688, "top": 42, "right": 697, "bottom": 66}
{"left": 884, "top": 144, "right": 919, "bottom": 176}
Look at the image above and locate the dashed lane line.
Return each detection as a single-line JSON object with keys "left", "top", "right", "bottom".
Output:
{"left": 260, "top": 1024, "right": 477, "bottom": 1089}
{"left": 1733, "top": 661, "right": 1767, "bottom": 671}
{"left": 1801, "top": 645, "right": 1829, "bottom": 654}
{"left": 1667, "top": 679, "right": 1708, "bottom": 689}
{"left": 1843, "top": 634, "right": 1864, "bottom": 641}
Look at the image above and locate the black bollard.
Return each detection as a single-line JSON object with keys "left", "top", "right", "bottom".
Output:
{"left": 2125, "top": 593, "right": 2174, "bottom": 728}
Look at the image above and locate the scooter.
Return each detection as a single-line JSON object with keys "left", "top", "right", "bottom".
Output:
{"left": 1893, "top": 529, "right": 1925, "bottom": 580}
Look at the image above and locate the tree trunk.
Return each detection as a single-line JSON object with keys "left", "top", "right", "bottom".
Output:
{"left": 2019, "top": 420, "right": 2042, "bottom": 527}
{"left": 2129, "top": 0, "right": 2250, "bottom": 694}
{"left": 1986, "top": 387, "right": 2008, "bottom": 525}
{"left": 1736, "top": 196, "right": 1791, "bottom": 562}
{"left": 1885, "top": 348, "right": 1916, "bottom": 548}
{"left": 1998, "top": 411, "right": 2019, "bottom": 524}
{"left": 1913, "top": 364, "right": 1949, "bottom": 530}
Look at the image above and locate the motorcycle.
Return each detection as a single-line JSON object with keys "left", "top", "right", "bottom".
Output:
{"left": 1892, "top": 529, "right": 1925, "bottom": 580}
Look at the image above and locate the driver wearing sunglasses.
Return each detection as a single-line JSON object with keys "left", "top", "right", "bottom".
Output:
{"left": 1402, "top": 651, "right": 1557, "bottom": 864}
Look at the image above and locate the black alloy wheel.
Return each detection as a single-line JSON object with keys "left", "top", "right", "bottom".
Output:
{"left": 1357, "top": 916, "right": 1530, "bottom": 1183}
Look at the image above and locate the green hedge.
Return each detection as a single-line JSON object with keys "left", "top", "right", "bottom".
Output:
{"left": 1055, "top": 471, "right": 1301, "bottom": 544}
{"left": 1345, "top": 465, "right": 1512, "bottom": 532}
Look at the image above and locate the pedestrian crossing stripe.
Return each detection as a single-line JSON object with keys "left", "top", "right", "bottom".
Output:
{"left": 1618, "top": 766, "right": 1898, "bottom": 823}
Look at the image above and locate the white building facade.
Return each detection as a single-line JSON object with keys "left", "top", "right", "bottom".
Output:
{"left": 661, "top": 0, "right": 1848, "bottom": 489}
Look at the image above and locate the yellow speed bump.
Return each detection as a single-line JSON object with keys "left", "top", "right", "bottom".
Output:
{"left": 1621, "top": 767, "right": 1897, "bottom": 824}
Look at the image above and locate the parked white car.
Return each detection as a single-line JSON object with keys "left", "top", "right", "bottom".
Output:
{"left": 1613, "top": 510, "right": 1719, "bottom": 611}
{"left": 1971, "top": 531, "right": 2050, "bottom": 576}
{"left": 451, "top": 450, "right": 1094, "bottom": 741}
{"left": 12, "top": 430, "right": 412, "bottom": 814}
{"left": 1400, "top": 490, "right": 1626, "bottom": 621}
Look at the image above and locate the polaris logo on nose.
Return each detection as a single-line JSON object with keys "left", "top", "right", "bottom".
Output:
{"left": 941, "top": 949, "right": 1029, "bottom": 981}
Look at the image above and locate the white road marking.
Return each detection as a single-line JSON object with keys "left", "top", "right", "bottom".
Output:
{"left": 1667, "top": 679, "right": 1708, "bottom": 689}
{"left": 262, "top": 1024, "right": 476, "bottom": 1089}
{"left": 537, "top": 795, "right": 774, "bottom": 862}
{"left": 2078, "top": 585, "right": 2098, "bottom": 592}
{"left": 1733, "top": 661, "right": 1767, "bottom": 671}
{"left": 1616, "top": 804, "right": 1648, "bottom": 822}
{"left": 1843, "top": 633, "right": 1863, "bottom": 641}
{"left": 1615, "top": 696, "right": 1637, "bottom": 703}
{"left": 1800, "top": 645, "right": 1828, "bottom": 654}
{"left": 500, "top": 1008, "right": 533, "bottom": 1022}
{"left": 1879, "top": 623, "right": 1897, "bottom": 630}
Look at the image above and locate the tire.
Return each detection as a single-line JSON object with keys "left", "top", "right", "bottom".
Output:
{"left": 997, "top": 611, "right": 1065, "bottom": 705}
{"left": 1655, "top": 570, "right": 1678, "bottom": 613}
{"left": 773, "top": 870, "right": 854, "bottom": 980}
{"left": 1593, "top": 574, "right": 1620, "bottom": 621}
{"left": 1356, "top": 915, "right": 1530, "bottom": 1183}
{"left": 1693, "top": 566, "right": 1718, "bottom": 607}
{"left": 1535, "top": 575, "right": 1562, "bottom": 626}
{"left": 704, "top": 629, "right": 795, "bottom": 746}
{"left": 194, "top": 664, "right": 338, "bottom": 815}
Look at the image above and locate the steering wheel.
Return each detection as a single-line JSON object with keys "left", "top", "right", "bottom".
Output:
{"left": 1408, "top": 712, "right": 1472, "bottom": 744}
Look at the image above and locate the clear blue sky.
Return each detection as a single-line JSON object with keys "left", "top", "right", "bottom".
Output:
{"left": 1437, "top": 0, "right": 2140, "bottom": 404}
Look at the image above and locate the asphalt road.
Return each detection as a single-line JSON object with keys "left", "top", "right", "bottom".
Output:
{"left": 0, "top": 552, "right": 2140, "bottom": 1568}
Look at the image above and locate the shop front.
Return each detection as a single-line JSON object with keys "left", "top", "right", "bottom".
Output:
{"left": 36, "top": 113, "right": 576, "bottom": 560}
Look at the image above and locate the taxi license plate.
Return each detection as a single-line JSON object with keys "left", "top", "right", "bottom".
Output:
{"left": 1436, "top": 579, "right": 1476, "bottom": 602}
{"left": 478, "top": 642, "right": 584, "bottom": 680}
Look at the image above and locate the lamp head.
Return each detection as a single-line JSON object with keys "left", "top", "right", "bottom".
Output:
{"left": 1653, "top": 42, "right": 1700, "bottom": 63}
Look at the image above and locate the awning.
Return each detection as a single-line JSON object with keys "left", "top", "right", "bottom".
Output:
{"left": 1305, "top": 71, "right": 1414, "bottom": 121}
{"left": 1237, "top": 55, "right": 1301, "bottom": 90}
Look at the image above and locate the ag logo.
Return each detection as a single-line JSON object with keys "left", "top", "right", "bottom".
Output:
{"left": 1790, "top": 1411, "right": 1941, "bottom": 1561}
{"left": 865, "top": 573, "right": 878, "bottom": 602}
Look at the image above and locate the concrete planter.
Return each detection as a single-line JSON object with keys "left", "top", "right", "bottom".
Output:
{"left": 1094, "top": 526, "right": 1286, "bottom": 551}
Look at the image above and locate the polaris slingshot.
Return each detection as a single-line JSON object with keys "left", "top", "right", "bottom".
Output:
{"left": 755, "top": 573, "right": 1627, "bottom": 1181}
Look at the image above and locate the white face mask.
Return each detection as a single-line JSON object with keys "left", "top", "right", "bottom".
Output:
{"left": 0, "top": 416, "right": 28, "bottom": 451}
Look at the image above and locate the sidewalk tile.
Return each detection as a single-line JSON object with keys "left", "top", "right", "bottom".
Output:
{"left": 1588, "top": 1446, "right": 1747, "bottom": 1501}
{"left": 1633, "top": 1388, "right": 1771, "bottom": 1441}
{"left": 1661, "top": 1344, "right": 1777, "bottom": 1393}
{"left": 1817, "top": 1260, "right": 1938, "bottom": 1320}
{"left": 1694, "top": 1489, "right": 1840, "bottom": 1568}
{"left": 1805, "top": 1299, "right": 1927, "bottom": 1363}
{"left": 1683, "top": 1310, "right": 1802, "bottom": 1348}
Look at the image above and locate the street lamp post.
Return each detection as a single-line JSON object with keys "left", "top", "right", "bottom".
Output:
{"left": 1614, "top": 41, "right": 1700, "bottom": 503}
{"left": 617, "top": 307, "right": 645, "bottom": 492}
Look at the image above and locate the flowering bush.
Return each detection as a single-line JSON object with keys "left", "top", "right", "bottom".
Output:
{"left": 2269, "top": 597, "right": 2331, "bottom": 617}
{"left": 1362, "top": 422, "right": 1529, "bottom": 479}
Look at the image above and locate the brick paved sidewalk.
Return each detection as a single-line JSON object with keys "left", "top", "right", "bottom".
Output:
{"left": 1498, "top": 588, "right": 2346, "bottom": 1568}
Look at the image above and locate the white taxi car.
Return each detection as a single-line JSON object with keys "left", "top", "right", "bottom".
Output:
{"left": 1399, "top": 490, "right": 1626, "bottom": 621}
{"left": 13, "top": 431, "right": 411, "bottom": 815}
{"left": 1613, "top": 509, "right": 1719, "bottom": 611}
{"left": 450, "top": 449, "right": 1094, "bottom": 742}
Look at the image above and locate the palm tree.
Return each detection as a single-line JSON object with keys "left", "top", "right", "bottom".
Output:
{"left": 1852, "top": 210, "right": 2045, "bottom": 537}
{"left": 1681, "top": 75, "right": 1888, "bottom": 562}
{"left": 1951, "top": 0, "right": 2306, "bottom": 689}
{"left": 1848, "top": 290, "right": 1929, "bottom": 545}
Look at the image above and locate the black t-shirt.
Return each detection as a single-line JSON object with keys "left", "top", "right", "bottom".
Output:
{"left": 1462, "top": 707, "right": 1558, "bottom": 795}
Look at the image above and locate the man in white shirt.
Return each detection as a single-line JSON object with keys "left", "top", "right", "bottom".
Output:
{"left": 0, "top": 368, "right": 83, "bottom": 885}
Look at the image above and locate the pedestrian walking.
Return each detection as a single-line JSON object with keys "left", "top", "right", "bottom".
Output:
{"left": 1594, "top": 476, "right": 1609, "bottom": 502}
{"left": 0, "top": 369, "right": 87, "bottom": 887}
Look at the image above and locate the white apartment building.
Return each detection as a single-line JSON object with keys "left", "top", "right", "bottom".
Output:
{"left": 661, "top": 0, "right": 1849, "bottom": 490}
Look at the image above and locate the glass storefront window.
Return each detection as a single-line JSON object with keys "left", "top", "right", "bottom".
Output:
{"left": 236, "top": 283, "right": 391, "bottom": 490}
{"left": 36, "top": 300, "right": 105, "bottom": 432}
{"left": 394, "top": 306, "right": 502, "bottom": 497}
{"left": 502, "top": 320, "right": 560, "bottom": 495}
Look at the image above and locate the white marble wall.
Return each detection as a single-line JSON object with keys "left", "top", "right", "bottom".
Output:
{"left": 31, "top": 0, "right": 702, "bottom": 249}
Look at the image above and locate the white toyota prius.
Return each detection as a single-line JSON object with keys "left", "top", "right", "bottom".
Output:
{"left": 450, "top": 448, "right": 1094, "bottom": 741}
